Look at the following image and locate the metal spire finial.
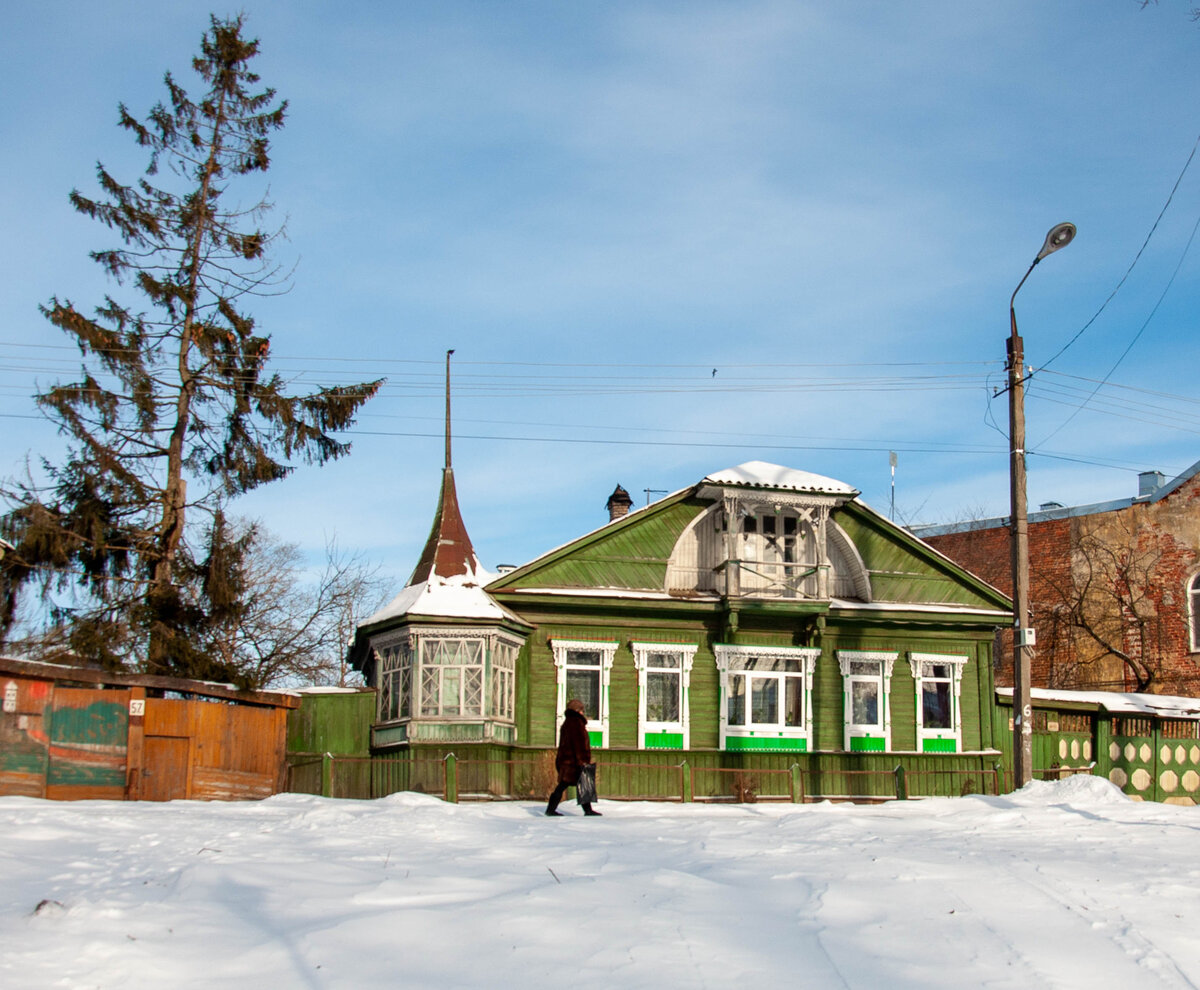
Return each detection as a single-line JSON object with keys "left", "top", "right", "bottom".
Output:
{"left": 445, "top": 349, "right": 454, "bottom": 470}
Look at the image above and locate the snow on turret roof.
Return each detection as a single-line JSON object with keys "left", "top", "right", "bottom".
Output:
{"left": 704, "top": 461, "right": 858, "bottom": 496}
{"left": 361, "top": 562, "right": 520, "bottom": 626}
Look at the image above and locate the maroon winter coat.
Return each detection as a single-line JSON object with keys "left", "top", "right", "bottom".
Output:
{"left": 555, "top": 708, "right": 592, "bottom": 785}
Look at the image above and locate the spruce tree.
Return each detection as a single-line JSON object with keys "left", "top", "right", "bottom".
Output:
{"left": 0, "top": 16, "right": 381, "bottom": 682}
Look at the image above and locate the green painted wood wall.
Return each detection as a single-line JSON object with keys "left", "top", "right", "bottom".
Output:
{"left": 287, "top": 691, "right": 375, "bottom": 756}
{"left": 515, "top": 606, "right": 996, "bottom": 758}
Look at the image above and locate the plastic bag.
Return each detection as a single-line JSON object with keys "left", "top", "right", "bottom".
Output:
{"left": 576, "top": 762, "right": 597, "bottom": 805}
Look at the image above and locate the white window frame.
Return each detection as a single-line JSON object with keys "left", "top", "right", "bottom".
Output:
{"left": 551, "top": 639, "right": 617, "bottom": 749}
{"left": 715, "top": 644, "right": 819, "bottom": 752}
{"left": 488, "top": 637, "right": 522, "bottom": 723}
{"left": 631, "top": 643, "right": 698, "bottom": 750}
{"left": 908, "top": 652, "right": 968, "bottom": 753}
{"left": 837, "top": 650, "right": 897, "bottom": 752}
{"left": 1189, "top": 572, "right": 1200, "bottom": 653}
{"left": 372, "top": 633, "right": 414, "bottom": 724}
{"left": 417, "top": 635, "right": 486, "bottom": 717}
{"left": 737, "top": 507, "right": 819, "bottom": 599}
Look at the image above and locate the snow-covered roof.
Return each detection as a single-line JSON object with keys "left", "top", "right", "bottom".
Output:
{"left": 704, "top": 461, "right": 858, "bottom": 496}
{"left": 500, "top": 586, "right": 707, "bottom": 602}
{"left": 829, "top": 598, "right": 1009, "bottom": 618}
{"left": 998, "top": 687, "right": 1200, "bottom": 719}
{"left": 291, "top": 686, "right": 369, "bottom": 695}
{"left": 361, "top": 565, "right": 522, "bottom": 626}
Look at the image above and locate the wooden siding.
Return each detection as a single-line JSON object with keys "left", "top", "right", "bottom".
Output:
{"left": 836, "top": 505, "right": 1008, "bottom": 609}
{"left": 45, "top": 687, "right": 128, "bottom": 800}
{"left": 286, "top": 691, "right": 374, "bottom": 756}
{"left": 505, "top": 499, "right": 705, "bottom": 592}
{"left": 511, "top": 607, "right": 997, "bottom": 761}
{"left": 136, "top": 699, "right": 286, "bottom": 801}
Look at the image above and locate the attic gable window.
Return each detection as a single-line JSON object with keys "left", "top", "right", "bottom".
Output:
{"left": 551, "top": 639, "right": 617, "bottom": 749}
{"left": 667, "top": 488, "right": 870, "bottom": 602}
{"left": 736, "top": 507, "right": 818, "bottom": 598}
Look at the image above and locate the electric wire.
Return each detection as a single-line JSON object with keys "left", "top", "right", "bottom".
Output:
{"left": 1037, "top": 129, "right": 1200, "bottom": 375}
{"left": 1033, "top": 206, "right": 1200, "bottom": 449}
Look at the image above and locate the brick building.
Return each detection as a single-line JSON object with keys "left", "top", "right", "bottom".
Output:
{"left": 913, "top": 461, "right": 1200, "bottom": 696}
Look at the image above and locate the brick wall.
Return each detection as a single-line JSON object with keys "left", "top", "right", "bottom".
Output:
{"left": 924, "top": 482, "right": 1200, "bottom": 696}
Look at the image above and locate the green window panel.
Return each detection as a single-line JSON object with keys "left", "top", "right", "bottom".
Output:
{"left": 643, "top": 732, "right": 684, "bottom": 749}
{"left": 850, "top": 736, "right": 885, "bottom": 752}
{"left": 922, "top": 737, "right": 958, "bottom": 753}
{"left": 588, "top": 730, "right": 603, "bottom": 748}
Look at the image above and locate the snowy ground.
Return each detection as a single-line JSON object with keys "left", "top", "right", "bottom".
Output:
{"left": 3, "top": 778, "right": 1198, "bottom": 989}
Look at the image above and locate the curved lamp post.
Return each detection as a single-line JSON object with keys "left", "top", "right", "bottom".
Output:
{"left": 1008, "top": 221, "right": 1075, "bottom": 787}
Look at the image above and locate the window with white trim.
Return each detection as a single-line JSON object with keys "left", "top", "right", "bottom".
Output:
{"left": 715, "top": 645, "right": 819, "bottom": 752}
{"left": 837, "top": 651, "right": 896, "bottom": 751}
{"left": 908, "top": 653, "right": 967, "bottom": 753}
{"left": 489, "top": 640, "right": 519, "bottom": 722}
{"left": 738, "top": 508, "right": 819, "bottom": 599}
{"left": 374, "top": 638, "right": 413, "bottom": 723}
{"left": 551, "top": 640, "right": 617, "bottom": 748}
{"left": 419, "top": 637, "right": 485, "bottom": 716}
{"left": 631, "top": 643, "right": 697, "bottom": 750}
{"left": 1189, "top": 573, "right": 1200, "bottom": 653}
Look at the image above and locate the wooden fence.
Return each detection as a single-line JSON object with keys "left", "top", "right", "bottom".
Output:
{"left": 0, "top": 657, "right": 297, "bottom": 801}
{"left": 286, "top": 752, "right": 1002, "bottom": 804}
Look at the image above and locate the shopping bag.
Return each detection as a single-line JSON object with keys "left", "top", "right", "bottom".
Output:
{"left": 576, "top": 762, "right": 597, "bottom": 805}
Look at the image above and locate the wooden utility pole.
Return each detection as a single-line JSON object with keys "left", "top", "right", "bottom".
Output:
{"left": 1007, "top": 321, "right": 1034, "bottom": 786}
{"left": 1007, "top": 221, "right": 1076, "bottom": 789}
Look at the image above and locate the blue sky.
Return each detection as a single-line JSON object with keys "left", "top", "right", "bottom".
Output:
{"left": 3, "top": 1, "right": 1200, "bottom": 591}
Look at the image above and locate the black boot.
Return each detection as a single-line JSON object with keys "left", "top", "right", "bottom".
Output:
{"left": 583, "top": 804, "right": 602, "bottom": 816}
{"left": 545, "top": 784, "right": 565, "bottom": 816}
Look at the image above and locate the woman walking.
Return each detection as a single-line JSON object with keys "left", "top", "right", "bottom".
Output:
{"left": 545, "top": 698, "right": 601, "bottom": 816}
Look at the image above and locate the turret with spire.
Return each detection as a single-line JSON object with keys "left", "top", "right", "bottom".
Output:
{"left": 406, "top": 349, "right": 481, "bottom": 584}
{"left": 352, "top": 352, "right": 530, "bottom": 701}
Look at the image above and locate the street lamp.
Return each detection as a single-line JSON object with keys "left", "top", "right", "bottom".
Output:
{"left": 1008, "top": 221, "right": 1075, "bottom": 788}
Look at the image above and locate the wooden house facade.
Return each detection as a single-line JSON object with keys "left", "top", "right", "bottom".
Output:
{"left": 353, "top": 461, "right": 1013, "bottom": 800}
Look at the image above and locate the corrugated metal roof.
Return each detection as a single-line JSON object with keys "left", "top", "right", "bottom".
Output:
{"left": 704, "top": 461, "right": 858, "bottom": 496}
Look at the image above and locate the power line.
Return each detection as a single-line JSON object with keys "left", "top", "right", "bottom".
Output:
{"left": 1038, "top": 129, "right": 1200, "bottom": 375}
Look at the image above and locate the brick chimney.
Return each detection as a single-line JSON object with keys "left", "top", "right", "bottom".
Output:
{"left": 606, "top": 484, "right": 633, "bottom": 522}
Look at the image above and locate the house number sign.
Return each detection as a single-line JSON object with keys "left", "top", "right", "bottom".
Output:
{"left": 3, "top": 681, "right": 16, "bottom": 713}
{"left": 129, "top": 699, "right": 145, "bottom": 717}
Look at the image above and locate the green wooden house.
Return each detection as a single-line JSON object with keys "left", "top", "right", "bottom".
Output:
{"left": 352, "top": 458, "right": 1014, "bottom": 800}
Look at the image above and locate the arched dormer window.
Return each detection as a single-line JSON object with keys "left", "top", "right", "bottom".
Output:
{"left": 1189, "top": 573, "right": 1200, "bottom": 653}
{"left": 665, "top": 501, "right": 869, "bottom": 601}
{"left": 737, "top": 506, "right": 818, "bottom": 598}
